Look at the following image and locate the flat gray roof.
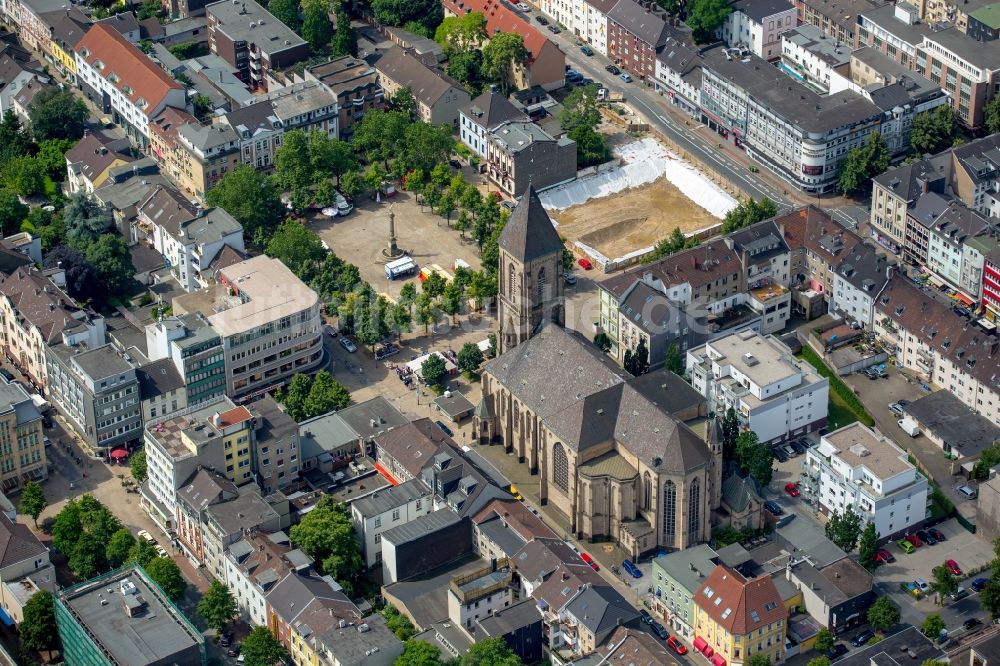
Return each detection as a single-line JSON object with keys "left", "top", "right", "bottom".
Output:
{"left": 205, "top": 0, "right": 305, "bottom": 56}
{"left": 381, "top": 508, "right": 461, "bottom": 546}
{"left": 653, "top": 544, "right": 719, "bottom": 595}
{"left": 352, "top": 479, "right": 428, "bottom": 518}
{"left": 904, "top": 390, "right": 1000, "bottom": 458}
{"left": 476, "top": 598, "right": 541, "bottom": 636}
{"left": 73, "top": 344, "right": 134, "bottom": 382}
{"left": 58, "top": 566, "right": 203, "bottom": 665}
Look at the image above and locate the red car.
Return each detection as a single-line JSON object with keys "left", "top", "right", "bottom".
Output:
{"left": 905, "top": 533, "right": 923, "bottom": 548}
{"left": 875, "top": 549, "right": 895, "bottom": 564}
{"left": 577, "top": 257, "right": 593, "bottom": 270}
{"left": 784, "top": 482, "right": 800, "bottom": 497}
{"left": 580, "top": 552, "right": 600, "bottom": 571}
{"left": 667, "top": 637, "right": 687, "bottom": 655}
{"left": 946, "top": 559, "right": 962, "bottom": 576}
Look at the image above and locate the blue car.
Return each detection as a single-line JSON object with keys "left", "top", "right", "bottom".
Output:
{"left": 973, "top": 578, "right": 989, "bottom": 592}
{"left": 764, "top": 500, "right": 783, "bottom": 516}
{"left": 623, "top": 559, "right": 642, "bottom": 578}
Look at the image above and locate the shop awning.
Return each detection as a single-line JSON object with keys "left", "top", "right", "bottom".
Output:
{"left": 953, "top": 292, "right": 975, "bottom": 306}
{"left": 702, "top": 645, "right": 714, "bottom": 658}
{"left": 110, "top": 448, "right": 128, "bottom": 460}
{"left": 693, "top": 637, "right": 707, "bottom": 652}
{"left": 373, "top": 462, "right": 400, "bottom": 486}
{"left": 711, "top": 654, "right": 726, "bottom": 666}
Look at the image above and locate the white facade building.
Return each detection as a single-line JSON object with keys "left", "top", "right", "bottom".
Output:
{"left": 803, "top": 423, "right": 928, "bottom": 538}
{"left": 458, "top": 91, "right": 527, "bottom": 159}
{"left": 575, "top": 0, "right": 616, "bottom": 56}
{"left": 350, "top": 480, "right": 432, "bottom": 569}
{"left": 722, "top": 0, "right": 798, "bottom": 62}
{"left": 686, "top": 330, "right": 829, "bottom": 444}
{"left": 830, "top": 244, "right": 893, "bottom": 327}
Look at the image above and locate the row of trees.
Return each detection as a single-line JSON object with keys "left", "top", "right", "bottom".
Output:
{"left": 266, "top": 0, "right": 357, "bottom": 57}
{"left": 275, "top": 370, "right": 352, "bottom": 421}
{"left": 718, "top": 410, "right": 775, "bottom": 487}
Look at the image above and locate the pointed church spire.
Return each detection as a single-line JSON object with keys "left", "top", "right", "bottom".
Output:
{"left": 497, "top": 185, "right": 564, "bottom": 263}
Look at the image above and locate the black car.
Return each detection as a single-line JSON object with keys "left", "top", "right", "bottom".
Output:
{"left": 929, "top": 527, "right": 946, "bottom": 541}
{"left": 535, "top": 15, "right": 548, "bottom": 24}
{"left": 547, "top": 24, "right": 560, "bottom": 32}
{"left": 605, "top": 64, "right": 620, "bottom": 75}
{"left": 764, "top": 500, "right": 783, "bottom": 516}
{"left": 826, "top": 643, "right": 848, "bottom": 659}
{"left": 964, "top": 618, "right": 982, "bottom": 630}
{"left": 449, "top": 159, "right": 463, "bottom": 170}
{"left": 650, "top": 621, "right": 669, "bottom": 640}
{"left": 0, "top": 368, "right": 12, "bottom": 383}
{"left": 773, "top": 447, "right": 789, "bottom": 463}
{"left": 851, "top": 629, "right": 874, "bottom": 647}
{"left": 639, "top": 609, "right": 653, "bottom": 625}
{"left": 790, "top": 439, "right": 808, "bottom": 455}
{"left": 916, "top": 529, "right": 936, "bottom": 545}
{"left": 220, "top": 632, "right": 233, "bottom": 647}
{"left": 434, "top": 420, "right": 454, "bottom": 437}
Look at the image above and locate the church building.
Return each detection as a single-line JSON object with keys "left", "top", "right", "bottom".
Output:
{"left": 475, "top": 188, "right": 723, "bottom": 557}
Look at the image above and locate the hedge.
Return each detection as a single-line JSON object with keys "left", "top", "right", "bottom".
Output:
{"left": 797, "top": 346, "right": 875, "bottom": 427}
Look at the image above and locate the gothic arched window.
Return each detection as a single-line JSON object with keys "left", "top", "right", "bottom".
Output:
{"left": 663, "top": 480, "right": 676, "bottom": 541}
{"left": 688, "top": 478, "right": 701, "bottom": 538}
{"left": 553, "top": 443, "right": 569, "bottom": 492}
{"left": 537, "top": 267, "right": 547, "bottom": 301}
{"left": 508, "top": 263, "right": 516, "bottom": 298}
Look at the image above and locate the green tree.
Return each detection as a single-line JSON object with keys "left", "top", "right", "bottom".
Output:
{"left": 623, "top": 338, "right": 650, "bottom": 376}
{"left": 593, "top": 331, "right": 612, "bottom": 353}
{"left": 274, "top": 129, "right": 313, "bottom": 191}
{"left": 370, "top": 0, "right": 442, "bottom": 31}
{"left": 206, "top": 165, "right": 285, "bottom": 242}
{"left": 2, "top": 155, "right": 45, "bottom": 196}
{"left": 931, "top": 564, "right": 958, "bottom": 603}
{"left": 290, "top": 496, "right": 361, "bottom": 584}
{"left": 440, "top": 280, "right": 463, "bottom": 323}
{"left": 921, "top": 613, "right": 945, "bottom": 638}
{"left": 421, "top": 353, "right": 448, "bottom": 387}
{"left": 28, "top": 88, "right": 88, "bottom": 141}
{"left": 402, "top": 122, "right": 455, "bottom": 175}
{"left": 399, "top": 282, "right": 418, "bottom": 311}
{"left": 568, "top": 125, "right": 610, "bottom": 168}
{"left": 396, "top": 639, "right": 442, "bottom": 666}
{"left": 415, "top": 292, "right": 435, "bottom": 334}
{"left": 434, "top": 12, "right": 487, "bottom": 53}
{"left": 302, "top": 0, "right": 333, "bottom": 51}
{"left": 36, "top": 138, "right": 76, "bottom": 180}
{"left": 51, "top": 498, "right": 83, "bottom": 554}
{"left": 560, "top": 83, "right": 602, "bottom": 134}
{"left": 197, "top": 580, "right": 238, "bottom": 634}
{"left": 269, "top": 0, "right": 300, "bottom": 30}
{"left": 130, "top": 449, "right": 148, "bottom": 483}
{"left": 910, "top": 104, "right": 957, "bottom": 156}
{"left": 986, "top": 94, "right": 1000, "bottom": 135}
{"left": 0, "top": 188, "right": 27, "bottom": 236}
{"left": 722, "top": 196, "right": 778, "bottom": 234}
{"left": 866, "top": 595, "right": 900, "bottom": 632}
{"left": 241, "top": 626, "right": 289, "bottom": 666}
{"left": 20, "top": 590, "right": 58, "bottom": 655}
{"left": 460, "top": 637, "right": 522, "bottom": 666}
{"left": 858, "top": 521, "right": 879, "bottom": 570}
{"left": 305, "top": 370, "right": 351, "bottom": 416}
{"left": 388, "top": 86, "right": 417, "bottom": 119}
{"left": 687, "top": 0, "right": 731, "bottom": 42}
{"left": 137, "top": 0, "right": 163, "bottom": 19}
{"left": 664, "top": 343, "right": 684, "bottom": 375}
{"left": 734, "top": 431, "right": 774, "bottom": 487}
{"left": 458, "top": 341, "right": 484, "bottom": 377}
{"left": 383, "top": 604, "right": 416, "bottom": 640}
{"left": 145, "top": 556, "right": 186, "bottom": 600}
{"left": 352, "top": 109, "right": 408, "bottom": 167}
{"left": 0, "top": 111, "right": 32, "bottom": 167}
{"left": 825, "top": 504, "right": 863, "bottom": 552}
{"left": 646, "top": 226, "right": 699, "bottom": 262}
{"left": 308, "top": 133, "right": 356, "bottom": 187}
{"left": 806, "top": 659, "right": 831, "bottom": 666}
{"left": 63, "top": 192, "right": 113, "bottom": 245}
{"left": 275, "top": 373, "right": 313, "bottom": 422}
{"left": 85, "top": 234, "right": 135, "bottom": 297}
{"left": 721, "top": 407, "right": 740, "bottom": 461}
{"left": 981, "top": 579, "right": 1000, "bottom": 618}
{"left": 340, "top": 170, "right": 363, "bottom": 199}
{"left": 127, "top": 538, "right": 158, "bottom": 568}
{"left": 655, "top": 0, "right": 680, "bottom": 12}
{"left": 266, "top": 220, "right": 326, "bottom": 275}
{"left": 838, "top": 132, "right": 890, "bottom": 196}
{"left": 814, "top": 628, "right": 834, "bottom": 655}
{"left": 105, "top": 529, "right": 136, "bottom": 569}
{"left": 447, "top": 50, "right": 485, "bottom": 93}
{"left": 18, "top": 480, "right": 46, "bottom": 527}
{"left": 69, "top": 532, "right": 107, "bottom": 579}
{"left": 388, "top": 302, "right": 412, "bottom": 342}
{"left": 332, "top": 10, "right": 358, "bottom": 57}
{"left": 483, "top": 32, "right": 527, "bottom": 96}
{"left": 745, "top": 656, "right": 772, "bottom": 666}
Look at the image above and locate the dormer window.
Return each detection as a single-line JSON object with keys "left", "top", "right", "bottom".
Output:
{"left": 95, "top": 59, "right": 105, "bottom": 70}
{"left": 122, "top": 85, "right": 133, "bottom": 95}
{"left": 108, "top": 72, "right": 118, "bottom": 83}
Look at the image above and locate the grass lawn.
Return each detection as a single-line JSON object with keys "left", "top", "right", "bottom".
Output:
{"left": 797, "top": 345, "right": 875, "bottom": 428}
{"left": 828, "top": 396, "right": 860, "bottom": 430}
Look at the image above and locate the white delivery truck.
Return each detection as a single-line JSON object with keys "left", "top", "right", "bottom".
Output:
{"left": 898, "top": 417, "right": 920, "bottom": 437}
{"left": 385, "top": 255, "right": 417, "bottom": 280}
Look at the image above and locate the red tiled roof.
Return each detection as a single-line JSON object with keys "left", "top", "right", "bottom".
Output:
{"left": 472, "top": 498, "right": 559, "bottom": 541}
{"left": 695, "top": 565, "right": 784, "bottom": 635}
{"left": 442, "top": 0, "right": 548, "bottom": 63}
{"left": 218, "top": 406, "right": 253, "bottom": 427}
{"left": 76, "top": 23, "right": 182, "bottom": 112}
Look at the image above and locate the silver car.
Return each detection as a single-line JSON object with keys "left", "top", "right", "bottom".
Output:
{"left": 339, "top": 338, "right": 357, "bottom": 353}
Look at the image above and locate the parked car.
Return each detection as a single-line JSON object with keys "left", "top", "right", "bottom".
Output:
{"left": 639, "top": 609, "right": 653, "bottom": 625}
{"left": 564, "top": 273, "right": 578, "bottom": 285}
{"left": 516, "top": 2, "right": 530, "bottom": 9}
{"left": 547, "top": 24, "right": 560, "bottom": 33}
{"left": 915, "top": 578, "right": 931, "bottom": 593}
{"left": 972, "top": 577, "right": 989, "bottom": 592}
{"left": 620, "top": 72, "right": 633, "bottom": 83}
{"left": 964, "top": 618, "right": 982, "bottom": 630}
{"left": 951, "top": 585, "right": 968, "bottom": 601}
{"left": 220, "top": 632, "right": 233, "bottom": 647}
{"left": 535, "top": 15, "right": 548, "bottom": 24}
{"left": 566, "top": 70, "right": 583, "bottom": 82}
{"left": 323, "top": 324, "right": 338, "bottom": 337}
{"left": 900, "top": 581, "right": 922, "bottom": 598}
{"left": 929, "top": 527, "right": 946, "bottom": 542}
{"left": 773, "top": 447, "right": 789, "bottom": 463}
{"left": 955, "top": 306, "right": 971, "bottom": 317}
{"left": 875, "top": 548, "right": 895, "bottom": 564}
{"left": 781, "top": 444, "right": 798, "bottom": 458}
{"left": 622, "top": 559, "right": 642, "bottom": 578}
{"left": 826, "top": 643, "right": 848, "bottom": 659}
{"left": 958, "top": 484, "right": 978, "bottom": 500}
{"left": 763, "top": 500, "right": 783, "bottom": 516}
{"left": 916, "top": 529, "right": 936, "bottom": 545}
{"left": 851, "top": 630, "right": 875, "bottom": 647}
{"left": 0, "top": 369, "right": 13, "bottom": 383}
{"left": 339, "top": 337, "right": 357, "bottom": 353}
{"left": 137, "top": 530, "right": 156, "bottom": 544}
{"left": 889, "top": 402, "right": 905, "bottom": 415}
{"left": 905, "top": 533, "right": 923, "bottom": 548}
{"left": 947, "top": 559, "right": 963, "bottom": 576}
{"left": 897, "top": 538, "right": 915, "bottom": 554}
{"left": 155, "top": 545, "right": 168, "bottom": 558}
{"left": 605, "top": 64, "right": 621, "bottom": 75}
{"left": 784, "top": 482, "right": 800, "bottom": 497}
{"left": 580, "top": 45, "right": 594, "bottom": 56}
{"left": 578, "top": 257, "right": 593, "bottom": 270}
{"left": 667, "top": 637, "right": 687, "bottom": 654}
{"left": 434, "top": 420, "right": 454, "bottom": 437}
{"left": 580, "top": 553, "right": 599, "bottom": 571}
{"left": 650, "top": 621, "right": 668, "bottom": 640}
{"left": 789, "top": 440, "right": 807, "bottom": 455}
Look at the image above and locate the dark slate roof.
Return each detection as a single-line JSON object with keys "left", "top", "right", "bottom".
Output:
{"left": 498, "top": 184, "right": 563, "bottom": 263}
{"left": 607, "top": 0, "right": 670, "bottom": 48}
{"left": 476, "top": 598, "right": 541, "bottom": 637}
{"left": 732, "top": 0, "right": 796, "bottom": 22}
{"left": 722, "top": 472, "right": 763, "bottom": 513}
{"left": 564, "top": 585, "right": 640, "bottom": 634}
{"left": 0, "top": 512, "right": 46, "bottom": 568}
{"left": 903, "top": 390, "right": 1000, "bottom": 458}
{"left": 460, "top": 90, "right": 527, "bottom": 130}
{"left": 626, "top": 368, "right": 705, "bottom": 418}
{"left": 136, "top": 358, "right": 185, "bottom": 400}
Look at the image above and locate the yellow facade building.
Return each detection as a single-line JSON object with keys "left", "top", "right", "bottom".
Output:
{"left": 693, "top": 565, "right": 786, "bottom": 666}
{"left": 48, "top": 8, "right": 90, "bottom": 82}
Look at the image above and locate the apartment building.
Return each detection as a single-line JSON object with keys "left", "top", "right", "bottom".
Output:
{"left": 0, "top": 510, "right": 54, "bottom": 623}
{"left": 267, "top": 81, "right": 338, "bottom": 137}
{"left": 723, "top": 0, "right": 799, "bottom": 61}
{"left": 794, "top": 0, "right": 881, "bottom": 46}
{"left": 654, "top": 34, "right": 703, "bottom": 117}
{"left": 0, "top": 382, "right": 45, "bottom": 493}
{"left": 145, "top": 313, "right": 227, "bottom": 406}
{"left": 246, "top": 395, "right": 300, "bottom": 494}
{"left": 75, "top": 24, "right": 186, "bottom": 147}
{"left": 606, "top": 0, "right": 671, "bottom": 81}
{"left": 830, "top": 242, "right": 893, "bottom": 326}
{"left": 136, "top": 184, "right": 246, "bottom": 292}
{"left": 780, "top": 24, "right": 852, "bottom": 92}
{"left": 924, "top": 201, "right": 993, "bottom": 300}
{"left": 699, "top": 46, "right": 886, "bottom": 194}
{"left": 651, "top": 545, "right": 721, "bottom": 639}
{"left": 803, "top": 422, "right": 928, "bottom": 537}
{"left": 274, "top": 56, "right": 384, "bottom": 139}
{"left": 0, "top": 267, "right": 106, "bottom": 391}
{"left": 575, "top": 0, "right": 618, "bottom": 56}
{"left": 693, "top": 565, "right": 786, "bottom": 666}
{"left": 914, "top": 27, "right": 1000, "bottom": 130}
{"left": 442, "top": 0, "right": 566, "bottom": 90}
{"left": 136, "top": 358, "right": 189, "bottom": 422}
{"left": 6, "top": 0, "right": 67, "bottom": 51}
{"left": 351, "top": 480, "right": 432, "bottom": 569}
{"left": 485, "top": 120, "right": 577, "bottom": 196}
{"left": 205, "top": 0, "right": 309, "bottom": 92}
{"left": 173, "top": 255, "right": 324, "bottom": 399}
{"left": 459, "top": 90, "right": 528, "bottom": 158}
{"left": 857, "top": 3, "right": 928, "bottom": 69}
{"left": 687, "top": 330, "right": 829, "bottom": 444}
{"left": 966, "top": 3, "right": 1000, "bottom": 41}
{"left": 222, "top": 100, "right": 282, "bottom": 170}
{"left": 149, "top": 107, "right": 241, "bottom": 200}
{"left": 224, "top": 530, "right": 308, "bottom": 626}
{"left": 374, "top": 46, "right": 470, "bottom": 126}
{"left": 64, "top": 131, "right": 135, "bottom": 195}
{"left": 45, "top": 344, "right": 142, "bottom": 453}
